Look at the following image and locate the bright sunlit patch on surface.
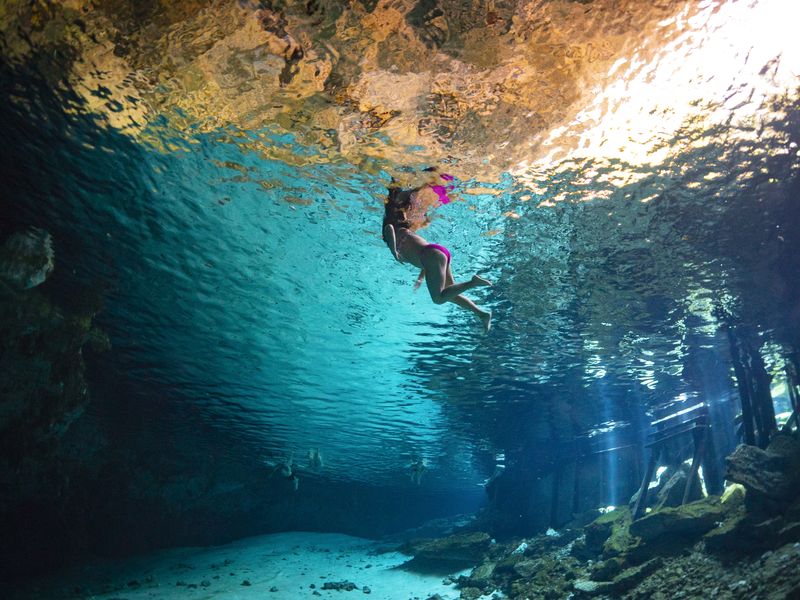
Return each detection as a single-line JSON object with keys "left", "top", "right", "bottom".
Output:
{"left": 513, "top": 0, "right": 800, "bottom": 190}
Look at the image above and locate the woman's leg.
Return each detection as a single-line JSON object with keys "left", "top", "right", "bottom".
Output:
{"left": 445, "top": 266, "right": 492, "bottom": 333}
{"left": 444, "top": 266, "right": 483, "bottom": 314}
{"left": 422, "top": 251, "right": 482, "bottom": 304}
{"left": 421, "top": 250, "right": 492, "bottom": 331}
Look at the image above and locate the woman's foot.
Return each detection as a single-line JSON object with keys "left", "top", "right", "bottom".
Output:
{"left": 479, "top": 311, "right": 492, "bottom": 333}
{"left": 471, "top": 274, "right": 492, "bottom": 287}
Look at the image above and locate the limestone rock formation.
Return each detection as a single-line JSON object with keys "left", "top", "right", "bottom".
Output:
{"left": 401, "top": 481, "right": 800, "bottom": 600}
{"left": 702, "top": 438, "right": 800, "bottom": 555}
{"left": 725, "top": 436, "right": 800, "bottom": 513}
{"left": 0, "top": 228, "right": 55, "bottom": 289}
{"left": 400, "top": 531, "right": 492, "bottom": 563}
{"left": 629, "top": 497, "right": 726, "bottom": 542}
{"left": 654, "top": 463, "right": 704, "bottom": 509}
{"left": 0, "top": 279, "right": 108, "bottom": 578}
{"left": 573, "top": 557, "right": 662, "bottom": 597}
{"left": 0, "top": 285, "right": 100, "bottom": 450}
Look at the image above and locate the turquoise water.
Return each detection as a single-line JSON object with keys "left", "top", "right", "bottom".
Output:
{"left": 2, "top": 50, "right": 798, "bottom": 492}
{"left": 2, "top": 77, "right": 504, "bottom": 489}
{"left": 2, "top": 1, "right": 800, "bottom": 588}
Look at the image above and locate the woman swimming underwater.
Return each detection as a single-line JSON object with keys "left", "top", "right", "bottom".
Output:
{"left": 382, "top": 181, "right": 492, "bottom": 333}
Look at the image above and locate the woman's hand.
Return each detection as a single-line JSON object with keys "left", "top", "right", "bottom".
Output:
{"left": 413, "top": 269, "right": 425, "bottom": 292}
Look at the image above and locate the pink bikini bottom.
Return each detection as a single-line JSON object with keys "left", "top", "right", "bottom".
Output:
{"left": 425, "top": 243, "right": 451, "bottom": 265}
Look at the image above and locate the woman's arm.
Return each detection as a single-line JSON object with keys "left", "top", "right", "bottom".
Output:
{"left": 383, "top": 223, "right": 401, "bottom": 262}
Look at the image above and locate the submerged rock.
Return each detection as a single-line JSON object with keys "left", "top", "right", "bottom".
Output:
{"left": 705, "top": 507, "right": 800, "bottom": 555}
{"left": 589, "top": 556, "right": 624, "bottom": 581}
{"left": 654, "top": 463, "right": 703, "bottom": 510}
{"left": 0, "top": 279, "right": 108, "bottom": 454}
{"left": 465, "top": 561, "right": 496, "bottom": 588}
{"left": 507, "top": 553, "right": 583, "bottom": 599}
{"left": 458, "top": 587, "right": 483, "bottom": 600}
{"left": 628, "top": 462, "right": 705, "bottom": 517}
{"left": 0, "top": 228, "right": 55, "bottom": 289}
{"left": 597, "top": 509, "right": 640, "bottom": 560}
{"left": 583, "top": 508, "right": 631, "bottom": 557}
{"left": 721, "top": 482, "right": 746, "bottom": 505}
{"left": 703, "top": 485, "right": 751, "bottom": 553}
{"left": 573, "top": 579, "right": 607, "bottom": 594}
{"left": 726, "top": 436, "right": 800, "bottom": 513}
{"left": 759, "top": 541, "right": 800, "bottom": 595}
{"left": 704, "top": 525, "right": 744, "bottom": 554}
{"left": 573, "top": 557, "right": 662, "bottom": 597}
{"left": 466, "top": 460, "right": 800, "bottom": 600}
{"left": 608, "top": 556, "right": 663, "bottom": 592}
{"left": 575, "top": 495, "right": 740, "bottom": 572}
{"left": 401, "top": 532, "right": 491, "bottom": 563}
{"left": 699, "top": 444, "right": 800, "bottom": 558}
{"left": 630, "top": 497, "right": 726, "bottom": 543}
{"left": 321, "top": 580, "right": 357, "bottom": 591}
{"left": 571, "top": 507, "right": 641, "bottom": 563}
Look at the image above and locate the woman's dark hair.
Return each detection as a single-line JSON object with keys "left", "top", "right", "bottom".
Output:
{"left": 383, "top": 187, "right": 412, "bottom": 230}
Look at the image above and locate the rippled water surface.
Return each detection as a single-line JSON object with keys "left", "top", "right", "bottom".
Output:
{"left": 1, "top": 0, "right": 799, "bottom": 492}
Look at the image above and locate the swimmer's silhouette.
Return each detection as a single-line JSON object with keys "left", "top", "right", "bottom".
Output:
{"left": 408, "top": 456, "right": 427, "bottom": 485}
{"left": 382, "top": 172, "right": 492, "bottom": 333}
{"left": 267, "top": 452, "right": 299, "bottom": 491}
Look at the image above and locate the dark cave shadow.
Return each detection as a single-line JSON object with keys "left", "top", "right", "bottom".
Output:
{"left": 391, "top": 555, "right": 473, "bottom": 576}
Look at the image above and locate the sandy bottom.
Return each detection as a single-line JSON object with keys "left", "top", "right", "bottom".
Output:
{"left": 16, "top": 532, "right": 482, "bottom": 600}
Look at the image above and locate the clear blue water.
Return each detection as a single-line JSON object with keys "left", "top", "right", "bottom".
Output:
{"left": 5, "top": 76, "right": 796, "bottom": 494}
{"left": 1, "top": 0, "right": 799, "bottom": 533}
{"left": 4, "top": 92, "right": 506, "bottom": 491}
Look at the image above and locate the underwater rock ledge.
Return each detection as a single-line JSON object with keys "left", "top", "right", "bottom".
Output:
{"left": 398, "top": 434, "right": 800, "bottom": 599}
{"left": 0, "top": 228, "right": 55, "bottom": 289}
{"left": 0, "top": 250, "right": 109, "bottom": 579}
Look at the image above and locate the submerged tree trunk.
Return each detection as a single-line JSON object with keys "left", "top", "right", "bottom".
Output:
{"left": 785, "top": 354, "right": 800, "bottom": 431}
{"left": 747, "top": 338, "right": 776, "bottom": 447}
{"left": 728, "top": 328, "right": 756, "bottom": 446}
{"left": 725, "top": 323, "right": 777, "bottom": 449}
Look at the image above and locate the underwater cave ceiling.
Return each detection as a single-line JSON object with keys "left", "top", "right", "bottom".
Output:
{"left": 1, "top": 0, "right": 697, "bottom": 177}
{"left": 1, "top": 0, "right": 800, "bottom": 485}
